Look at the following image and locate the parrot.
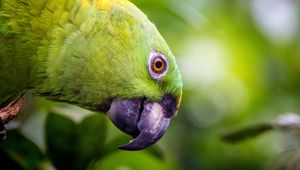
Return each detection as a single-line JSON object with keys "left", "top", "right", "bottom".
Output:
{"left": 0, "top": 0, "right": 182, "bottom": 150}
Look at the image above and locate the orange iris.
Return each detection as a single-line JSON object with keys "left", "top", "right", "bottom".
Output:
{"left": 153, "top": 57, "right": 166, "bottom": 73}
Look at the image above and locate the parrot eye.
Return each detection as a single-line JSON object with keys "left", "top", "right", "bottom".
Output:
{"left": 148, "top": 51, "right": 168, "bottom": 80}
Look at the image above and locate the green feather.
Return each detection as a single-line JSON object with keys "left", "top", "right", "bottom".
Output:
{"left": 0, "top": 0, "right": 182, "bottom": 111}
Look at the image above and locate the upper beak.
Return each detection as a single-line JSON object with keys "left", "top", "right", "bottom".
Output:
{"left": 106, "top": 94, "right": 178, "bottom": 150}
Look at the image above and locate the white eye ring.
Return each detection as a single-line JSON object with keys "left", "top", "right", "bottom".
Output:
{"left": 148, "top": 51, "right": 169, "bottom": 80}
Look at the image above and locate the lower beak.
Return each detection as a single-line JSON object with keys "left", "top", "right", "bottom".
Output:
{"left": 106, "top": 95, "right": 177, "bottom": 150}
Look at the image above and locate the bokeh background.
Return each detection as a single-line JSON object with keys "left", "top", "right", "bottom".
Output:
{"left": 1, "top": 0, "right": 300, "bottom": 170}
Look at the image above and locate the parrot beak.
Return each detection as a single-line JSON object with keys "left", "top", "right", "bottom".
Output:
{"left": 106, "top": 94, "right": 177, "bottom": 150}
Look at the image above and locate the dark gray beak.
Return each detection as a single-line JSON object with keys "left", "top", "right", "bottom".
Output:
{"left": 106, "top": 95, "right": 177, "bottom": 150}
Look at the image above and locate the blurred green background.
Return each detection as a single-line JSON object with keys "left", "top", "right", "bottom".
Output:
{"left": 2, "top": 0, "right": 300, "bottom": 169}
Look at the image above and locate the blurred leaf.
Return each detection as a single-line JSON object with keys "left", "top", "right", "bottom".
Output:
{"left": 102, "top": 135, "right": 131, "bottom": 157}
{"left": 222, "top": 113, "right": 300, "bottom": 143}
{"left": 45, "top": 112, "right": 77, "bottom": 170}
{"left": 46, "top": 111, "right": 108, "bottom": 170}
{"left": 145, "top": 146, "right": 165, "bottom": 160}
{"left": 222, "top": 123, "right": 273, "bottom": 143}
{"left": 76, "top": 114, "right": 107, "bottom": 170}
{"left": 92, "top": 151, "right": 174, "bottom": 170}
{"left": 0, "top": 130, "right": 45, "bottom": 170}
{"left": 0, "top": 149, "right": 24, "bottom": 170}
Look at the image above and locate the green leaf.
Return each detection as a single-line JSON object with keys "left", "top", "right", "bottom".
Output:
{"left": 145, "top": 145, "right": 165, "bottom": 160}
{"left": 222, "top": 123, "right": 274, "bottom": 143}
{"left": 76, "top": 114, "right": 107, "bottom": 170}
{"left": 45, "top": 111, "right": 108, "bottom": 170}
{"left": 45, "top": 112, "right": 77, "bottom": 170}
{"left": 101, "top": 135, "right": 132, "bottom": 157}
{"left": 0, "top": 148, "right": 24, "bottom": 170}
{"left": 0, "top": 130, "right": 45, "bottom": 170}
{"left": 92, "top": 151, "right": 174, "bottom": 170}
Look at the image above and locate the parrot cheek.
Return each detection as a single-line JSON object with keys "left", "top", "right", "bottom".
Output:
{"left": 106, "top": 95, "right": 177, "bottom": 150}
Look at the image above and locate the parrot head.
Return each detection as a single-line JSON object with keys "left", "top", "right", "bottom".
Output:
{"left": 105, "top": 48, "right": 183, "bottom": 150}
{"left": 47, "top": 0, "right": 183, "bottom": 150}
{"left": 99, "top": 2, "right": 182, "bottom": 150}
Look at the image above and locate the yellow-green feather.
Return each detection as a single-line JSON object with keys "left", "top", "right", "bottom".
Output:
{"left": 0, "top": 0, "right": 182, "bottom": 110}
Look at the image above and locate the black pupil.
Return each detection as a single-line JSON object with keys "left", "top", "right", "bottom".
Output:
{"left": 155, "top": 61, "right": 163, "bottom": 69}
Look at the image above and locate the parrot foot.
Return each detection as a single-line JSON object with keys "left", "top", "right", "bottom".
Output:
{"left": 0, "top": 99, "right": 26, "bottom": 141}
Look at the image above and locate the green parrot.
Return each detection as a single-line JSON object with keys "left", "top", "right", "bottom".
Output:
{"left": 0, "top": 0, "right": 182, "bottom": 150}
